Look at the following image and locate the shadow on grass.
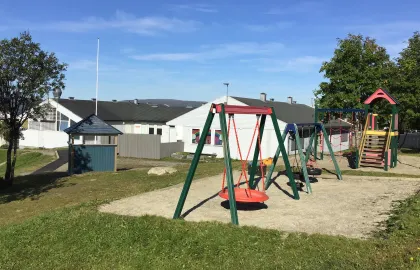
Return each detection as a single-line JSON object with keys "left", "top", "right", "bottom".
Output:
{"left": 0, "top": 172, "right": 71, "bottom": 204}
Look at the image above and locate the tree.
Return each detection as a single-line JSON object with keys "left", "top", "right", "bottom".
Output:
{"left": 314, "top": 34, "right": 394, "bottom": 110}
{"left": 392, "top": 32, "right": 420, "bottom": 131}
{"left": 0, "top": 32, "right": 67, "bottom": 187}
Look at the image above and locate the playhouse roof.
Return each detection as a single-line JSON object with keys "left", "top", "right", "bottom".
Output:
{"left": 364, "top": 88, "right": 399, "bottom": 105}
{"left": 64, "top": 114, "right": 123, "bottom": 136}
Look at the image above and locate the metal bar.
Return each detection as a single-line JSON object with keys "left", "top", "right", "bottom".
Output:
{"left": 294, "top": 124, "right": 312, "bottom": 194}
{"left": 215, "top": 104, "right": 272, "bottom": 115}
{"left": 305, "top": 132, "right": 315, "bottom": 163}
{"left": 270, "top": 109, "right": 300, "bottom": 200}
{"left": 384, "top": 150, "right": 388, "bottom": 171}
{"left": 321, "top": 124, "right": 343, "bottom": 180}
{"left": 173, "top": 106, "right": 216, "bottom": 219}
{"left": 249, "top": 114, "right": 266, "bottom": 189}
{"left": 218, "top": 104, "right": 239, "bottom": 225}
{"left": 314, "top": 106, "right": 318, "bottom": 160}
{"left": 265, "top": 129, "right": 287, "bottom": 190}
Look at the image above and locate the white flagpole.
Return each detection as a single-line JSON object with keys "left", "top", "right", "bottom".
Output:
{"left": 95, "top": 38, "right": 99, "bottom": 144}
{"left": 95, "top": 38, "right": 99, "bottom": 115}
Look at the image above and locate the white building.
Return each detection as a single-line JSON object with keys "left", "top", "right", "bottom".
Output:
{"left": 167, "top": 94, "right": 350, "bottom": 159}
{"left": 20, "top": 98, "right": 195, "bottom": 149}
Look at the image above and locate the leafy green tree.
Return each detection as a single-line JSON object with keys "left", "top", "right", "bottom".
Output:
{"left": 392, "top": 32, "right": 420, "bottom": 131}
{"left": 0, "top": 32, "right": 67, "bottom": 187}
{"left": 314, "top": 34, "right": 394, "bottom": 110}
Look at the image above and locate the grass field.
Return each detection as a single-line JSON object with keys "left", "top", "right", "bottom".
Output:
{"left": 0, "top": 157, "right": 419, "bottom": 269}
{"left": 0, "top": 150, "right": 55, "bottom": 177}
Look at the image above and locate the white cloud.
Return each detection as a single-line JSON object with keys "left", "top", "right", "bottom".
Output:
{"left": 68, "top": 60, "right": 97, "bottom": 70}
{"left": 34, "top": 10, "right": 199, "bottom": 35}
{"left": 345, "top": 21, "right": 420, "bottom": 40}
{"left": 266, "top": 1, "right": 325, "bottom": 15}
{"left": 244, "top": 22, "right": 294, "bottom": 32}
{"left": 385, "top": 41, "right": 408, "bottom": 58}
{"left": 132, "top": 42, "right": 285, "bottom": 61}
{"left": 168, "top": 4, "right": 218, "bottom": 13}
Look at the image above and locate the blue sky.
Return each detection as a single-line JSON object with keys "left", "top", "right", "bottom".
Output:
{"left": 1, "top": 0, "right": 419, "bottom": 105}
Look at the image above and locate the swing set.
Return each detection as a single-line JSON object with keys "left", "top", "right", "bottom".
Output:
{"left": 173, "top": 103, "right": 300, "bottom": 225}
{"left": 314, "top": 107, "right": 365, "bottom": 162}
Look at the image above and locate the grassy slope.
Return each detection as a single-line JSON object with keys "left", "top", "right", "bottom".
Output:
{"left": 0, "top": 159, "right": 419, "bottom": 269}
{"left": 0, "top": 151, "right": 55, "bottom": 176}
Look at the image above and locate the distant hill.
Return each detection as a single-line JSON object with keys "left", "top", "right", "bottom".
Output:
{"left": 124, "top": 99, "right": 206, "bottom": 108}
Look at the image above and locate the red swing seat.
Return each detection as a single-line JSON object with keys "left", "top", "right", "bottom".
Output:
{"left": 219, "top": 115, "right": 269, "bottom": 203}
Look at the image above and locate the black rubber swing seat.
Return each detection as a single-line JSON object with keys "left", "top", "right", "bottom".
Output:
{"left": 305, "top": 167, "right": 322, "bottom": 176}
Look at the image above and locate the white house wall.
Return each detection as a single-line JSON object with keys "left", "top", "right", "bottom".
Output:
{"left": 167, "top": 96, "right": 288, "bottom": 159}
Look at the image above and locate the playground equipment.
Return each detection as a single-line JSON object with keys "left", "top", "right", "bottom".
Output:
{"left": 173, "top": 103, "right": 300, "bottom": 225}
{"left": 265, "top": 123, "right": 343, "bottom": 193}
{"left": 314, "top": 107, "right": 365, "bottom": 161}
{"left": 357, "top": 88, "right": 399, "bottom": 171}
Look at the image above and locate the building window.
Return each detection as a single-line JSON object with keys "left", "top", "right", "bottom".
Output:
{"left": 56, "top": 112, "right": 71, "bottom": 131}
{"left": 341, "top": 133, "right": 349, "bottom": 142}
{"left": 149, "top": 127, "right": 155, "bottom": 134}
{"left": 205, "top": 131, "right": 211, "bottom": 144}
{"left": 192, "top": 129, "right": 200, "bottom": 144}
{"left": 215, "top": 130, "right": 223, "bottom": 145}
{"left": 157, "top": 128, "right": 162, "bottom": 135}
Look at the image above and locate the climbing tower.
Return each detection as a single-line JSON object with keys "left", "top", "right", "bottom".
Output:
{"left": 357, "top": 88, "right": 399, "bottom": 171}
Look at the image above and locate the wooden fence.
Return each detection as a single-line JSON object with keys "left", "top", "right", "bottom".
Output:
{"left": 101, "top": 134, "right": 183, "bottom": 159}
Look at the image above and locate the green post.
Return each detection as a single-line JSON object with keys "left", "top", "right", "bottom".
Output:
{"left": 355, "top": 148, "right": 359, "bottom": 169}
{"left": 249, "top": 114, "right": 266, "bottom": 189}
{"left": 265, "top": 129, "right": 288, "bottom": 190}
{"left": 304, "top": 132, "right": 316, "bottom": 163}
{"left": 218, "top": 104, "right": 239, "bottom": 224}
{"left": 320, "top": 125, "right": 343, "bottom": 180}
{"left": 314, "top": 106, "right": 318, "bottom": 160}
{"left": 384, "top": 150, "right": 388, "bottom": 171}
{"left": 270, "top": 109, "right": 300, "bottom": 200}
{"left": 173, "top": 107, "right": 216, "bottom": 220}
{"left": 293, "top": 124, "right": 312, "bottom": 194}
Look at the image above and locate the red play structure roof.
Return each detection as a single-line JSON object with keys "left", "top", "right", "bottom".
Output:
{"left": 364, "top": 88, "right": 399, "bottom": 105}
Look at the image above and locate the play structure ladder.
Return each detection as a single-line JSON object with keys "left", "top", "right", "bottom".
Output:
{"left": 360, "top": 133, "right": 387, "bottom": 168}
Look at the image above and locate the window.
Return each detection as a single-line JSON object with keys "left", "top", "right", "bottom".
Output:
{"left": 192, "top": 129, "right": 200, "bottom": 144}
{"left": 341, "top": 133, "right": 349, "bottom": 142}
{"left": 149, "top": 127, "right": 155, "bottom": 134}
{"left": 205, "top": 130, "right": 211, "bottom": 144}
{"left": 55, "top": 112, "right": 71, "bottom": 131}
{"left": 215, "top": 130, "right": 223, "bottom": 145}
{"left": 157, "top": 128, "right": 162, "bottom": 135}
{"left": 70, "top": 120, "right": 76, "bottom": 127}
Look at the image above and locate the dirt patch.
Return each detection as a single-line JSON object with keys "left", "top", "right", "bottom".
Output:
{"left": 99, "top": 172, "right": 420, "bottom": 239}
{"left": 117, "top": 157, "right": 183, "bottom": 171}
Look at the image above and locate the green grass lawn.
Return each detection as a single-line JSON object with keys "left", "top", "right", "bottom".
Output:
{"left": 0, "top": 158, "right": 420, "bottom": 269}
{"left": 0, "top": 150, "right": 55, "bottom": 177}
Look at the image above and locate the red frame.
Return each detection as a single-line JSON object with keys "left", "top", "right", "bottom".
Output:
{"left": 214, "top": 104, "right": 272, "bottom": 115}
{"left": 364, "top": 88, "right": 397, "bottom": 105}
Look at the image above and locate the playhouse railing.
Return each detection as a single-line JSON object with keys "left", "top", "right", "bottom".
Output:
{"left": 357, "top": 113, "right": 370, "bottom": 167}
{"left": 384, "top": 116, "right": 393, "bottom": 171}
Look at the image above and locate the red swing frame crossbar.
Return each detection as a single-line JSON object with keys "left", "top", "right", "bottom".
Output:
{"left": 215, "top": 104, "right": 272, "bottom": 115}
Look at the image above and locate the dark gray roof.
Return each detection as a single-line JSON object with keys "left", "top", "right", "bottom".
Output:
{"left": 232, "top": 96, "right": 315, "bottom": 123}
{"left": 323, "top": 119, "right": 352, "bottom": 128}
{"left": 58, "top": 99, "right": 194, "bottom": 123}
{"left": 64, "top": 114, "right": 123, "bottom": 136}
{"left": 232, "top": 96, "right": 351, "bottom": 128}
{"left": 124, "top": 99, "right": 205, "bottom": 108}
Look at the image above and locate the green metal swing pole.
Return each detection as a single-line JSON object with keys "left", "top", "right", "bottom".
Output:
{"left": 320, "top": 124, "right": 343, "bottom": 180}
{"left": 314, "top": 105, "right": 318, "bottom": 160}
{"left": 304, "top": 132, "right": 316, "bottom": 163}
{"left": 265, "top": 128, "right": 288, "bottom": 190}
{"left": 218, "top": 104, "right": 239, "bottom": 224}
{"left": 173, "top": 106, "right": 216, "bottom": 220}
{"left": 294, "top": 124, "right": 312, "bottom": 194}
{"left": 249, "top": 114, "right": 267, "bottom": 190}
{"left": 270, "top": 109, "right": 300, "bottom": 200}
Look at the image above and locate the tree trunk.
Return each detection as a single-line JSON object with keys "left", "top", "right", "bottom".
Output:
{"left": 3, "top": 136, "right": 14, "bottom": 186}
{"left": 3, "top": 130, "right": 18, "bottom": 186}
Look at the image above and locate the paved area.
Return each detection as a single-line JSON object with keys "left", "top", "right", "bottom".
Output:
{"left": 99, "top": 172, "right": 420, "bottom": 239}
{"left": 32, "top": 150, "right": 68, "bottom": 175}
